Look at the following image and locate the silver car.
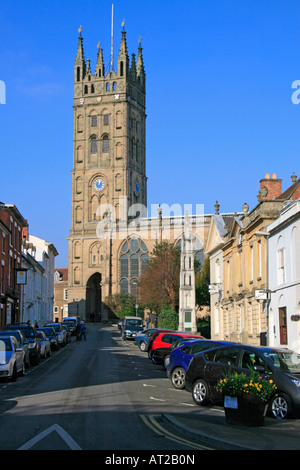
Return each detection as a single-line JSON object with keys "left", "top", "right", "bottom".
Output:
{"left": 0, "top": 336, "right": 25, "bottom": 381}
{"left": 37, "top": 331, "right": 51, "bottom": 358}
{"left": 44, "top": 323, "right": 66, "bottom": 346}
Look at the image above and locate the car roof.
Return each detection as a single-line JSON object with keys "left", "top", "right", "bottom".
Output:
{"left": 124, "top": 316, "right": 143, "bottom": 320}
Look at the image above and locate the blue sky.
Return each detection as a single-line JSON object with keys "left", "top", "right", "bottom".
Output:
{"left": 0, "top": 0, "right": 300, "bottom": 268}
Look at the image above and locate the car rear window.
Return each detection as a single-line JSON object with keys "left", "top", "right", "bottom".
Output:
{"left": 161, "top": 334, "right": 183, "bottom": 344}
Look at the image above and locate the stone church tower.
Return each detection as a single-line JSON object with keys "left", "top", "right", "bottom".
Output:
{"left": 68, "top": 24, "right": 147, "bottom": 319}
{"left": 179, "top": 213, "right": 197, "bottom": 333}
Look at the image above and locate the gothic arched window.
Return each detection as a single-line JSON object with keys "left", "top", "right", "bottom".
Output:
{"left": 119, "top": 237, "right": 149, "bottom": 294}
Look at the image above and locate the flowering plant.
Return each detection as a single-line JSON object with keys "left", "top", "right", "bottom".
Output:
{"left": 216, "top": 369, "right": 277, "bottom": 402}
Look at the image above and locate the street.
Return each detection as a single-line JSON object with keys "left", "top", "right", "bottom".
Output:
{"left": 0, "top": 323, "right": 221, "bottom": 452}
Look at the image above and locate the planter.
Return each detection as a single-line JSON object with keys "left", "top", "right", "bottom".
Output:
{"left": 224, "top": 393, "right": 268, "bottom": 426}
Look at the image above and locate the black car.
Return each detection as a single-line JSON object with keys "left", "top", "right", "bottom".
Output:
{"left": 121, "top": 316, "right": 144, "bottom": 340}
{"left": 37, "top": 327, "right": 59, "bottom": 351}
{"left": 185, "top": 343, "right": 300, "bottom": 419}
{"left": 4, "top": 324, "right": 41, "bottom": 365}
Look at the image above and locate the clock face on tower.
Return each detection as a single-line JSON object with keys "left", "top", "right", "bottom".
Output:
{"left": 134, "top": 181, "right": 140, "bottom": 196}
{"left": 93, "top": 178, "right": 105, "bottom": 191}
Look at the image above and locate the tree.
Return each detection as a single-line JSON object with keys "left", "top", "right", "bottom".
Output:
{"left": 159, "top": 306, "right": 179, "bottom": 330}
{"left": 195, "top": 255, "right": 210, "bottom": 307}
{"left": 105, "top": 293, "right": 135, "bottom": 318}
{"left": 139, "top": 241, "right": 181, "bottom": 313}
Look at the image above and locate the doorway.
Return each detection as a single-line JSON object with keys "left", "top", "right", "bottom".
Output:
{"left": 86, "top": 273, "right": 102, "bottom": 322}
{"left": 279, "top": 307, "right": 288, "bottom": 345}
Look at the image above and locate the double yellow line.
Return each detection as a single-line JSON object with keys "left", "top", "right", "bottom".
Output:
{"left": 140, "top": 414, "right": 212, "bottom": 451}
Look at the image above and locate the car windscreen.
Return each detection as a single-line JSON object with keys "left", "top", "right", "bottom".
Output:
{"left": 125, "top": 320, "right": 142, "bottom": 326}
{"left": 40, "top": 328, "right": 55, "bottom": 336}
{"left": 47, "top": 324, "right": 61, "bottom": 332}
{"left": 264, "top": 350, "right": 300, "bottom": 374}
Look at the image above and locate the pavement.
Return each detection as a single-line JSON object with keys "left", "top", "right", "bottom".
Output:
{"left": 162, "top": 410, "right": 300, "bottom": 450}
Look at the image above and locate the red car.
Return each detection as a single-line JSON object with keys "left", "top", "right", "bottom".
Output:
{"left": 147, "top": 330, "right": 201, "bottom": 359}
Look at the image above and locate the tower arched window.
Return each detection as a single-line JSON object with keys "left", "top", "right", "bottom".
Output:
{"left": 119, "top": 237, "right": 149, "bottom": 294}
{"left": 90, "top": 135, "right": 97, "bottom": 154}
{"left": 77, "top": 67, "right": 80, "bottom": 82}
{"left": 102, "top": 134, "right": 109, "bottom": 153}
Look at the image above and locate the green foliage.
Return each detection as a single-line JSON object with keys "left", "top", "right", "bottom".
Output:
{"left": 195, "top": 256, "right": 210, "bottom": 307}
{"left": 197, "top": 315, "right": 211, "bottom": 338}
{"left": 216, "top": 369, "right": 277, "bottom": 402}
{"left": 105, "top": 293, "right": 136, "bottom": 318}
{"left": 158, "top": 306, "right": 179, "bottom": 330}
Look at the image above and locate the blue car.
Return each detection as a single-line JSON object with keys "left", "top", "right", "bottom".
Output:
{"left": 134, "top": 328, "right": 158, "bottom": 352}
{"left": 166, "top": 340, "right": 234, "bottom": 389}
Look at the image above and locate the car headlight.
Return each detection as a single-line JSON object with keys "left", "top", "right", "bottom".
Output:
{"left": 292, "top": 379, "right": 300, "bottom": 388}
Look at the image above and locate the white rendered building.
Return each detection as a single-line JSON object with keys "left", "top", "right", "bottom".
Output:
{"left": 267, "top": 199, "right": 300, "bottom": 353}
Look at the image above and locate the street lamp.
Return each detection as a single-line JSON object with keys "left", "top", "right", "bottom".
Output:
{"left": 132, "top": 280, "right": 138, "bottom": 317}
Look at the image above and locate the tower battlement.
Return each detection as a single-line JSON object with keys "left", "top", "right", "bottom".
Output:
{"left": 74, "top": 27, "right": 145, "bottom": 109}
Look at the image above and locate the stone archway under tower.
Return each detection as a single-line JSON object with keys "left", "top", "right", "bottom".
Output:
{"left": 86, "top": 273, "right": 102, "bottom": 322}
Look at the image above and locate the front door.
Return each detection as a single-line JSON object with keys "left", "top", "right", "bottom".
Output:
{"left": 279, "top": 307, "right": 288, "bottom": 345}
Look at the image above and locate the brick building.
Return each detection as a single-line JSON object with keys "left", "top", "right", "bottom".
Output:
{"left": 0, "top": 203, "right": 28, "bottom": 328}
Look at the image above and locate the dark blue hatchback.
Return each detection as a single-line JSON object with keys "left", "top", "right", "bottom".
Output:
{"left": 166, "top": 339, "right": 234, "bottom": 389}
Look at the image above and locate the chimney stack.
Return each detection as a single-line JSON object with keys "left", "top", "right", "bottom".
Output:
{"left": 259, "top": 173, "right": 282, "bottom": 201}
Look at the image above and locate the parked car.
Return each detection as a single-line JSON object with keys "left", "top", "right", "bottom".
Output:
{"left": 0, "top": 329, "right": 30, "bottom": 369}
{"left": 37, "top": 330, "right": 51, "bottom": 358}
{"left": 134, "top": 328, "right": 158, "bottom": 351}
{"left": 121, "top": 316, "right": 144, "bottom": 340}
{"left": 147, "top": 329, "right": 179, "bottom": 357}
{"left": 38, "top": 327, "right": 59, "bottom": 351}
{"left": 62, "top": 324, "right": 71, "bottom": 343}
{"left": 44, "top": 323, "right": 66, "bottom": 346}
{"left": 166, "top": 339, "right": 235, "bottom": 389}
{"left": 148, "top": 331, "right": 202, "bottom": 360}
{"left": 185, "top": 343, "right": 300, "bottom": 419}
{"left": 62, "top": 319, "right": 76, "bottom": 336}
{"left": 4, "top": 323, "right": 41, "bottom": 365}
{"left": 151, "top": 336, "right": 200, "bottom": 367}
{"left": 0, "top": 335, "right": 25, "bottom": 381}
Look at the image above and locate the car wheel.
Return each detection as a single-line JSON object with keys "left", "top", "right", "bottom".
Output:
{"left": 151, "top": 355, "right": 158, "bottom": 364}
{"left": 171, "top": 367, "right": 186, "bottom": 389}
{"left": 139, "top": 341, "right": 146, "bottom": 352}
{"left": 163, "top": 355, "right": 170, "bottom": 369}
{"left": 192, "top": 379, "right": 210, "bottom": 405}
{"left": 270, "top": 393, "right": 294, "bottom": 419}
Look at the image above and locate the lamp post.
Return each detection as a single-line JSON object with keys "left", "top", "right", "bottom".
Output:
{"left": 133, "top": 280, "right": 138, "bottom": 317}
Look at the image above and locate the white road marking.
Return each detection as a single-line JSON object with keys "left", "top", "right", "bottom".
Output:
{"left": 18, "top": 424, "right": 81, "bottom": 450}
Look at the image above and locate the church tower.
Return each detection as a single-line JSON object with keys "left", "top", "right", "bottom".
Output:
{"left": 68, "top": 22, "right": 147, "bottom": 320}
